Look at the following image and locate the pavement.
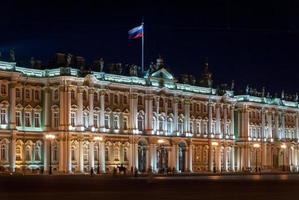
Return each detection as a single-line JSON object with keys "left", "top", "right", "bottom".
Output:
{"left": 1, "top": 174, "right": 299, "bottom": 200}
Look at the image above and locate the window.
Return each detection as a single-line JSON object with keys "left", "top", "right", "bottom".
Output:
{"left": 105, "top": 147, "right": 109, "bottom": 161}
{"left": 71, "top": 112, "right": 76, "bottom": 127}
{"left": 16, "top": 146, "right": 22, "bottom": 161}
{"left": 16, "top": 88, "right": 21, "bottom": 99}
{"left": 83, "top": 113, "right": 88, "bottom": 128}
{"left": 159, "top": 98, "right": 164, "bottom": 107}
{"left": 0, "top": 144, "right": 7, "bottom": 161}
{"left": 152, "top": 117, "right": 157, "bottom": 131}
{"left": 16, "top": 111, "right": 21, "bottom": 126}
{"left": 123, "top": 95, "right": 128, "bottom": 104}
{"left": 138, "top": 96, "right": 142, "bottom": 105}
{"left": 0, "top": 109, "right": 6, "bottom": 124}
{"left": 203, "top": 123, "right": 208, "bottom": 134}
{"left": 178, "top": 101, "right": 182, "bottom": 110}
{"left": 196, "top": 122, "right": 201, "bottom": 134}
{"left": 71, "top": 147, "right": 76, "bottom": 161}
{"left": 83, "top": 145, "right": 89, "bottom": 162}
{"left": 53, "top": 146, "right": 58, "bottom": 162}
{"left": 114, "top": 95, "right": 118, "bottom": 104}
{"left": 168, "top": 99, "right": 172, "bottom": 109}
{"left": 34, "top": 145, "right": 41, "bottom": 161}
{"left": 25, "top": 146, "right": 31, "bottom": 161}
{"left": 114, "top": 147, "right": 119, "bottom": 161}
{"left": 124, "top": 148, "right": 128, "bottom": 161}
{"left": 34, "top": 90, "right": 40, "bottom": 101}
{"left": 104, "top": 115, "right": 110, "bottom": 129}
{"left": 138, "top": 115, "right": 144, "bottom": 131}
{"left": 123, "top": 117, "right": 128, "bottom": 130}
{"left": 25, "top": 89, "right": 30, "bottom": 100}
{"left": 159, "top": 117, "right": 164, "bottom": 131}
{"left": 94, "top": 146, "right": 99, "bottom": 161}
{"left": 94, "top": 114, "right": 98, "bottom": 128}
{"left": 190, "top": 122, "right": 194, "bottom": 133}
{"left": 113, "top": 115, "right": 119, "bottom": 129}
{"left": 34, "top": 113, "right": 40, "bottom": 127}
{"left": 94, "top": 93, "right": 98, "bottom": 102}
{"left": 0, "top": 84, "right": 7, "bottom": 96}
{"left": 178, "top": 119, "right": 183, "bottom": 133}
{"left": 53, "top": 112, "right": 59, "bottom": 128}
{"left": 54, "top": 89, "right": 59, "bottom": 100}
{"left": 25, "top": 112, "right": 31, "bottom": 127}
{"left": 167, "top": 119, "right": 172, "bottom": 134}
{"left": 71, "top": 90, "right": 76, "bottom": 100}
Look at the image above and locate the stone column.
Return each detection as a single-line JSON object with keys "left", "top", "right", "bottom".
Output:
{"left": 77, "top": 87, "right": 84, "bottom": 130}
{"left": 296, "top": 113, "right": 299, "bottom": 140}
{"left": 173, "top": 97, "right": 179, "bottom": 136}
{"left": 208, "top": 103, "right": 213, "bottom": 136}
{"left": 43, "top": 87, "right": 50, "bottom": 131}
{"left": 184, "top": 99, "right": 191, "bottom": 135}
{"left": 275, "top": 112, "right": 280, "bottom": 139}
{"left": 79, "top": 139, "right": 84, "bottom": 173}
{"left": 261, "top": 109, "right": 265, "bottom": 139}
{"left": 150, "top": 144, "right": 157, "bottom": 172}
{"left": 43, "top": 139, "right": 48, "bottom": 172}
{"left": 170, "top": 144, "right": 177, "bottom": 170}
{"left": 100, "top": 141, "right": 106, "bottom": 173}
{"left": 89, "top": 140, "right": 94, "bottom": 170}
{"left": 99, "top": 90, "right": 105, "bottom": 132}
{"left": 262, "top": 143, "right": 267, "bottom": 168}
{"left": 59, "top": 135, "right": 64, "bottom": 172}
{"left": 215, "top": 104, "right": 221, "bottom": 136}
{"left": 10, "top": 134, "right": 16, "bottom": 172}
{"left": 9, "top": 81, "right": 17, "bottom": 129}
{"left": 59, "top": 86, "right": 65, "bottom": 131}
{"left": 208, "top": 141, "right": 213, "bottom": 172}
{"left": 145, "top": 94, "right": 153, "bottom": 134}
{"left": 230, "top": 106, "right": 235, "bottom": 137}
{"left": 129, "top": 93, "right": 138, "bottom": 133}
{"left": 67, "top": 87, "right": 72, "bottom": 128}
{"left": 267, "top": 110, "right": 273, "bottom": 139}
{"left": 223, "top": 146, "right": 227, "bottom": 171}
{"left": 67, "top": 138, "right": 72, "bottom": 173}
{"left": 281, "top": 112, "right": 285, "bottom": 139}
{"left": 243, "top": 107, "right": 249, "bottom": 139}
{"left": 188, "top": 144, "right": 193, "bottom": 172}
{"left": 230, "top": 146, "right": 235, "bottom": 171}
{"left": 88, "top": 88, "right": 94, "bottom": 129}
{"left": 223, "top": 105, "right": 227, "bottom": 137}
{"left": 134, "top": 143, "right": 138, "bottom": 170}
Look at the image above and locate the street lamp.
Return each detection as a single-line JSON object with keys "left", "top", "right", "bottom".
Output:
{"left": 253, "top": 143, "right": 260, "bottom": 173}
{"left": 211, "top": 142, "right": 218, "bottom": 173}
{"left": 94, "top": 136, "right": 103, "bottom": 174}
{"left": 281, "top": 143, "right": 287, "bottom": 171}
{"left": 45, "top": 134, "right": 56, "bottom": 175}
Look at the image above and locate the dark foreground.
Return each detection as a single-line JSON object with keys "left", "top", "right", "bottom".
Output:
{"left": 1, "top": 174, "right": 298, "bottom": 200}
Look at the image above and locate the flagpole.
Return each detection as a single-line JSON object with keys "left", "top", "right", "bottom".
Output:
{"left": 141, "top": 22, "right": 144, "bottom": 75}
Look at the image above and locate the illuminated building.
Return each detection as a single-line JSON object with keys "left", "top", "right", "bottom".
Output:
{"left": 0, "top": 53, "right": 298, "bottom": 174}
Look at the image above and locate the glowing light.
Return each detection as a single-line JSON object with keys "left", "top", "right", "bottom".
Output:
{"left": 157, "top": 139, "right": 164, "bottom": 144}
{"left": 253, "top": 143, "right": 260, "bottom": 148}
{"left": 281, "top": 143, "right": 287, "bottom": 149}
{"left": 211, "top": 141, "right": 218, "bottom": 146}
{"left": 94, "top": 136, "right": 103, "bottom": 141}
{"left": 45, "top": 134, "right": 56, "bottom": 140}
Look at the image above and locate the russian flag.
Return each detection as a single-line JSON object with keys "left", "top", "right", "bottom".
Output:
{"left": 128, "top": 25, "right": 143, "bottom": 39}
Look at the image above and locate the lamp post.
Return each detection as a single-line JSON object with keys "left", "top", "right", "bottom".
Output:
{"left": 281, "top": 143, "right": 287, "bottom": 171}
{"left": 211, "top": 141, "right": 218, "bottom": 173}
{"left": 94, "top": 136, "right": 103, "bottom": 174}
{"left": 45, "top": 134, "right": 56, "bottom": 175}
{"left": 253, "top": 143, "right": 260, "bottom": 173}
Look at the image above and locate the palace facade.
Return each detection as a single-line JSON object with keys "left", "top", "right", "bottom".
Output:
{"left": 0, "top": 54, "right": 298, "bottom": 174}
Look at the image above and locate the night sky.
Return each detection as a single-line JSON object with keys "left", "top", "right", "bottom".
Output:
{"left": 0, "top": 0, "right": 299, "bottom": 95}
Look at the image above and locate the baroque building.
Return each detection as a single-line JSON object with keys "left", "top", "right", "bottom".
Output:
{"left": 0, "top": 54, "right": 298, "bottom": 174}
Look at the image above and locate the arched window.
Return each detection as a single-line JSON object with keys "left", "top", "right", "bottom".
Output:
{"left": 105, "top": 147, "right": 109, "bottom": 161}
{"left": 196, "top": 122, "right": 201, "bottom": 135}
{"left": 159, "top": 117, "right": 164, "bottom": 131}
{"left": 16, "top": 88, "right": 21, "bottom": 99}
{"left": 83, "top": 144, "right": 89, "bottom": 162}
{"left": 104, "top": 115, "right": 110, "bottom": 129}
{"left": 0, "top": 144, "right": 7, "bottom": 161}
{"left": 16, "top": 146, "right": 22, "bottom": 161}
{"left": 34, "top": 145, "right": 41, "bottom": 161}
{"left": 167, "top": 118, "right": 173, "bottom": 134}
{"left": 94, "top": 145, "right": 99, "bottom": 161}
{"left": 114, "top": 147, "right": 120, "bottom": 161}
{"left": 124, "top": 148, "right": 128, "bottom": 161}
{"left": 190, "top": 121, "right": 194, "bottom": 133}
{"left": 83, "top": 113, "right": 88, "bottom": 128}
{"left": 113, "top": 115, "right": 119, "bottom": 129}
{"left": 152, "top": 117, "right": 157, "bottom": 131}
{"left": 53, "top": 146, "right": 58, "bottom": 162}
{"left": 25, "top": 146, "right": 31, "bottom": 161}
{"left": 138, "top": 96, "right": 143, "bottom": 105}
{"left": 25, "top": 89, "right": 30, "bottom": 100}
{"left": 178, "top": 118, "right": 184, "bottom": 133}
{"left": 138, "top": 115, "right": 144, "bottom": 131}
{"left": 71, "top": 146, "right": 76, "bottom": 161}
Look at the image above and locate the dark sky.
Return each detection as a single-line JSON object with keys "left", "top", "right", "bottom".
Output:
{"left": 0, "top": 0, "right": 299, "bottom": 95}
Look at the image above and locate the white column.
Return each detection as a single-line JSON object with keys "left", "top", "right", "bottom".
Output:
{"left": 296, "top": 113, "right": 299, "bottom": 140}
{"left": 129, "top": 93, "right": 138, "bottom": 133}
{"left": 184, "top": 99, "right": 191, "bottom": 134}
{"left": 275, "top": 112, "right": 279, "bottom": 139}
{"left": 208, "top": 103, "right": 213, "bottom": 136}
{"left": 145, "top": 95, "right": 153, "bottom": 134}
{"left": 171, "top": 144, "right": 176, "bottom": 170}
{"left": 215, "top": 104, "right": 221, "bottom": 135}
{"left": 88, "top": 88, "right": 94, "bottom": 129}
{"left": 173, "top": 97, "right": 179, "bottom": 136}
{"left": 261, "top": 109, "right": 265, "bottom": 139}
{"left": 134, "top": 143, "right": 138, "bottom": 170}
{"left": 67, "top": 138, "right": 72, "bottom": 173}
{"left": 150, "top": 144, "right": 157, "bottom": 172}
{"left": 43, "top": 140, "right": 48, "bottom": 172}
{"left": 99, "top": 90, "right": 105, "bottom": 131}
{"left": 89, "top": 141, "right": 94, "bottom": 170}
{"left": 67, "top": 87, "right": 72, "bottom": 128}
{"left": 59, "top": 86, "right": 65, "bottom": 130}
{"left": 208, "top": 141, "right": 213, "bottom": 171}
{"left": 9, "top": 82, "right": 16, "bottom": 129}
{"left": 262, "top": 143, "right": 267, "bottom": 167}
{"left": 10, "top": 135, "right": 16, "bottom": 172}
{"left": 100, "top": 141, "right": 106, "bottom": 173}
{"left": 223, "top": 146, "right": 227, "bottom": 171}
{"left": 267, "top": 110, "right": 273, "bottom": 139}
{"left": 243, "top": 107, "right": 249, "bottom": 138}
{"left": 230, "top": 106, "right": 235, "bottom": 137}
{"left": 188, "top": 145, "right": 193, "bottom": 172}
{"left": 43, "top": 87, "right": 50, "bottom": 131}
{"left": 77, "top": 87, "right": 84, "bottom": 130}
{"left": 281, "top": 112, "right": 285, "bottom": 139}
{"left": 230, "top": 146, "right": 235, "bottom": 171}
{"left": 223, "top": 105, "right": 227, "bottom": 137}
{"left": 59, "top": 136, "right": 64, "bottom": 172}
{"left": 79, "top": 139, "right": 84, "bottom": 173}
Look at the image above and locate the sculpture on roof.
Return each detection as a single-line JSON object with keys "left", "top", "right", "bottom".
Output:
{"left": 10, "top": 49, "right": 15, "bottom": 62}
{"left": 66, "top": 53, "right": 72, "bottom": 67}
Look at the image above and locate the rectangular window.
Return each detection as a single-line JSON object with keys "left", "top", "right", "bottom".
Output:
{"left": 83, "top": 114, "right": 88, "bottom": 128}
{"left": 25, "top": 112, "right": 31, "bottom": 127}
{"left": 123, "top": 117, "right": 128, "bottom": 130}
{"left": 1, "top": 85, "right": 7, "bottom": 96}
{"left": 104, "top": 115, "right": 109, "bottom": 129}
{"left": 94, "top": 115, "right": 98, "bottom": 128}
{"left": 113, "top": 116, "right": 119, "bottom": 129}
{"left": 25, "top": 89, "right": 30, "bottom": 100}
{"left": 16, "top": 88, "right": 21, "bottom": 99}
{"left": 0, "top": 109, "right": 6, "bottom": 124}
{"left": 71, "top": 112, "right": 76, "bottom": 127}
{"left": 34, "top": 90, "right": 40, "bottom": 101}
{"left": 54, "top": 112, "right": 59, "bottom": 128}
{"left": 34, "top": 113, "right": 40, "bottom": 127}
{"left": 16, "top": 111, "right": 21, "bottom": 126}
